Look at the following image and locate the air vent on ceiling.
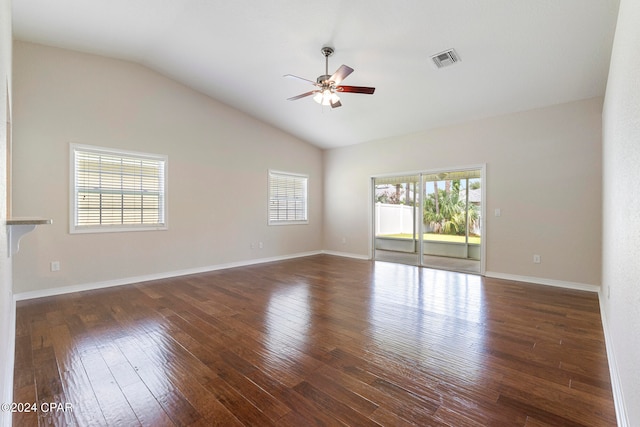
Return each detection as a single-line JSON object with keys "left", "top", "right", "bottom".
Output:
{"left": 431, "top": 49, "right": 461, "bottom": 69}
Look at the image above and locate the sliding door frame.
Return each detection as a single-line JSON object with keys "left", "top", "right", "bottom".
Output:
{"left": 370, "top": 164, "right": 486, "bottom": 275}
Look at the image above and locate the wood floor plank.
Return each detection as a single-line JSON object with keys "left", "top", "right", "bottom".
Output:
{"left": 303, "top": 368, "right": 379, "bottom": 416}
{"left": 293, "top": 380, "right": 382, "bottom": 426}
{"left": 115, "top": 333, "right": 203, "bottom": 426}
{"left": 499, "top": 370, "right": 617, "bottom": 426}
{"left": 50, "top": 324, "right": 107, "bottom": 426}
{"left": 77, "top": 344, "right": 140, "bottom": 426}
{"left": 14, "top": 255, "right": 616, "bottom": 426}
{"left": 162, "top": 315, "right": 292, "bottom": 422}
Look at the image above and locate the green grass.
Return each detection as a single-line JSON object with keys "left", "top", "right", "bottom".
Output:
{"left": 379, "top": 233, "right": 481, "bottom": 245}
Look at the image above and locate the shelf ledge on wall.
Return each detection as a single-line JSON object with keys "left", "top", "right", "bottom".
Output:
{"left": 6, "top": 218, "right": 53, "bottom": 256}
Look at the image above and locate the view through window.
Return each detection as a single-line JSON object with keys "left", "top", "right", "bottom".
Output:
{"left": 373, "top": 168, "right": 483, "bottom": 274}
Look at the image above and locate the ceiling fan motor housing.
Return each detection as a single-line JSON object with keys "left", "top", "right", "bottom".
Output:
{"left": 317, "top": 74, "right": 332, "bottom": 84}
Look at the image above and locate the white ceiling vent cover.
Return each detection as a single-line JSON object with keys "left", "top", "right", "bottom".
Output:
{"left": 431, "top": 49, "right": 461, "bottom": 69}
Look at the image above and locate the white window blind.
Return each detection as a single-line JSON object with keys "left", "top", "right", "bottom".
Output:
{"left": 268, "top": 171, "right": 308, "bottom": 225}
{"left": 71, "top": 144, "right": 167, "bottom": 233}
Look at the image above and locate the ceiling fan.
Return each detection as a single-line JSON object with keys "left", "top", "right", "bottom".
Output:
{"left": 284, "top": 46, "right": 375, "bottom": 109}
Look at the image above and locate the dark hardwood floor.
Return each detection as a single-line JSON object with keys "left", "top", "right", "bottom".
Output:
{"left": 13, "top": 255, "right": 616, "bottom": 426}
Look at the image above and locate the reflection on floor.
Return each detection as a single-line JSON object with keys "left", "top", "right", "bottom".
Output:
{"left": 375, "top": 249, "right": 481, "bottom": 274}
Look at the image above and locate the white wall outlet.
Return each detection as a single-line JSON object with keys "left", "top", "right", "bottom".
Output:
{"left": 50, "top": 261, "right": 61, "bottom": 272}
{"left": 342, "top": 237, "right": 347, "bottom": 245}
{"left": 258, "top": 242, "right": 263, "bottom": 249}
{"left": 250, "top": 242, "right": 255, "bottom": 249}
{"left": 494, "top": 208, "right": 501, "bottom": 217}
{"left": 533, "top": 254, "right": 541, "bottom": 264}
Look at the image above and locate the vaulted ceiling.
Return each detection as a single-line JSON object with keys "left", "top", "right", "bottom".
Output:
{"left": 12, "top": 0, "right": 620, "bottom": 149}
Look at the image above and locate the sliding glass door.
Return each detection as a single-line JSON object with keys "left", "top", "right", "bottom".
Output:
{"left": 420, "top": 170, "right": 482, "bottom": 274}
{"left": 373, "top": 175, "right": 421, "bottom": 266}
{"left": 373, "top": 167, "right": 484, "bottom": 274}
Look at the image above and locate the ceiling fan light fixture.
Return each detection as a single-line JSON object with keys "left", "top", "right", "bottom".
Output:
{"left": 314, "top": 89, "right": 340, "bottom": 106}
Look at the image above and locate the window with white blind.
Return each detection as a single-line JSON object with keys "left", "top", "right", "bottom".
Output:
{"left": 268, "top": 170, "right": 308, "bottom": 225}
{"left": 70, "top": 144, "right": 167, "bottom": 233}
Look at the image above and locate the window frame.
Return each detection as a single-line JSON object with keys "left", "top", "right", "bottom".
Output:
{"left": 268, "top": 170, "right": 309, "bottom": 226}
{"left": 69, "top": 143, "right": 168, "bottom": 234}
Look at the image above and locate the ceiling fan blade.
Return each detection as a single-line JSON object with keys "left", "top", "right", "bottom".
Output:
{"left": 330, "top": 65, "right": 354, "bottom": 85}
{"left": 287, "top": 90, "right": 318, "bottom": 101}
{"left": 283, "top": 74, "right": 318, "bottom": 86}
{"left": 336, "top": 85, "right": 376, "bottom": 95}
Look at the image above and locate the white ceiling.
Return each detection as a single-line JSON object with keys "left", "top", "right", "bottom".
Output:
{"left": 12, "top": 0, "right": 620, "bottom": 149}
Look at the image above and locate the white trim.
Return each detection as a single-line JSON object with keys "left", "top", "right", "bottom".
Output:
{"left": 69, "top": 143, "right": 169, "bottom": 234}
{"left": 480, "top": 272, "right": 627, "bottom": 424}
{"left": 368, "top": 177, "right": 374, "bottom": 260}
{"left": 479, "top": 164, "right": 487, "bottom": 275}
{"left": 12, "top": 252, "right": 600, "bottom": 301}
{"left": 13, "top": 251, "right": 373, "bottom": 302}
{"left": 12, "top": 250, "right": 626, "bottom": 427}
{"left": 321, "top": 250, "right": 370, "bottom": 260}
{"left": 267, "top": 170, "right": 309, "bottom": 226}
{"left": 598, "top": 291, "right": 630, "bottom": 427}
{"left": 12, "top": 249, "right": 625, "bottom": 427}
{"left": 484, "top": 271, "right": 600, "bottom": 293}
{"left": 2, "top": 292, "right": 16, "bottom": 427}
{"left": 14, "top": 251, "right": 322, "bottom": 301}
{"left": 369, "top": 164, "right": 487, "bottom": 275}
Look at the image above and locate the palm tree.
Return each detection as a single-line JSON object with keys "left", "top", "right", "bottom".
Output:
{"left": 424, "top": 180, "right": 479, "bottom": 236}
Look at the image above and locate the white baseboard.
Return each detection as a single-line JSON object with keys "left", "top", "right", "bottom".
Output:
{"left": 14, "top": 250, "right": 323, "bottom": 301}
{"left": 484, "top": 271, "right": 600, "bottom": 293}
{"left": 321, "top": 250, "right": 370, "bottom": 260}
{"left": 11, "top": 252, "right": 626, "bottom": 426}
{"left": 486, "top": 272, "right": 627, "bottom": 425}
{"left": 598, "top": 291, "right": 629, "bottom": 427}
{"left": 11, "top": 253, "right": 627, "bottom": 426}
{"left": 2, "top": 289, "right": 15, "bottom": 427}
{"left": 15, "top": 257, "right": 600, "bottom": 301}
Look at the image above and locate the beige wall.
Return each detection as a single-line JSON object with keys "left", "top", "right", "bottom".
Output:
{"left": 602, "top": 0, "right": 640, "bottom": 423}
{"left": 11, "top": 41, "right": 323, "bottom": 294}
{"left": 0, "top": 0, "right": 12, "bottom": 421}
{"left": 323, "top": 97, "right": 603, "bottom": 287}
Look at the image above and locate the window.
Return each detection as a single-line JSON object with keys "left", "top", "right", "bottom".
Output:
{"left": 70, "top": 144, "right": 167, "bottom": 233}
{"left": 268, "top": 170, "right": 308, "bottom": 225}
